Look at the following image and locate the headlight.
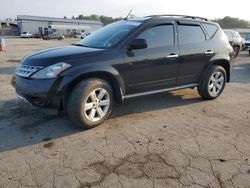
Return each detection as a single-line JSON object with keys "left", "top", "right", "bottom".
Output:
{"left": 31, "top": 62, "right": 71, "bottom": 79}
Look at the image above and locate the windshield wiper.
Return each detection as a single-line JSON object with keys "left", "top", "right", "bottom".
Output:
{"left": 71, "top": 43, "right": 87, "bottom": 47}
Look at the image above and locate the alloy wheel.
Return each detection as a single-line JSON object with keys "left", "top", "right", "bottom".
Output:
{"left": 83, "top": 88, "right": 110, "bottom": 122}
{"left": 208, "top": 71, "right": 225, "bottom": 97}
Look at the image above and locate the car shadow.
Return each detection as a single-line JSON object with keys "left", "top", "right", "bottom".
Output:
{"left": 0, "top": 89, "right": 203, "bottom": 152}
{"left": 110, "top": 89, "right": 203, "bottom": 118}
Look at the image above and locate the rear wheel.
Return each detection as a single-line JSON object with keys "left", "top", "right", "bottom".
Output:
{"left": 197, "top": 65, "right": 226, "bottom": 100}
{"left": 67, "top": 79, "right": 113, "bottom": 128}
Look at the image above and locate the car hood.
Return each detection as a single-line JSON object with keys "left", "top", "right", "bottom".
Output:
{"left": 21, "top": 45, "right": 105, "bottom": 67}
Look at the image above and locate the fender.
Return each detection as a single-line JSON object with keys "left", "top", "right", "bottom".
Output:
{"left": 200, "top": 53, "right": 232, "bottom": 84}
{"left": 56, "top": 64, "right": 125, "bottom": 103}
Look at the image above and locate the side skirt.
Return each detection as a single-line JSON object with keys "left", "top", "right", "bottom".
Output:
{"left": 123, "top": 83, "right": 198, "bottom": 99}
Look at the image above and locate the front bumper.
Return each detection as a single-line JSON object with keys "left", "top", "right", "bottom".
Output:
{"left": 11, "top": 75, "right": 63, "bottom": 109}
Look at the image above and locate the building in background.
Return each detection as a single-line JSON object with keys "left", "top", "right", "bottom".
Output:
{"left": 17, "top": 15, "right": 103, "bottom": 36}
{"left": 0, "top": 19, "right": 19, "bottom": 36}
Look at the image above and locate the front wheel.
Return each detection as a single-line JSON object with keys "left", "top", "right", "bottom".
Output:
{"left": 67, "top": 79, "right": 113, "bottom": 129}
{"left": 197, "top": 65, "right": 226, "bottom": 100}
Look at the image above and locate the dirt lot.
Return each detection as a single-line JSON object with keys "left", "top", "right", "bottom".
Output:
{"left": 0, "top": 38, "right": 250, "bottom": 188}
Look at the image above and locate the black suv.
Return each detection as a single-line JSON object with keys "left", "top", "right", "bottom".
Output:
{"left": 12, "top": 15, "right": 234, "bottom": 128}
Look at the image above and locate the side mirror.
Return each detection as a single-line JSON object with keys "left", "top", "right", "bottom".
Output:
{"left": 129, "top": 38, "right": 148, "bottom": 50}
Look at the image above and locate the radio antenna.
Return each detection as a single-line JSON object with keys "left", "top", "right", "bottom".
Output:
{"left": 124, "top": 9, "right": 133, "bottom": 20}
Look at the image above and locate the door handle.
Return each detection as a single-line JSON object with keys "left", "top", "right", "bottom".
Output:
{"left": 167, "top": 54, "right": 179, "bottom": 58}
{"left": 205, "top": 50, "right": 214, "bottom": 55}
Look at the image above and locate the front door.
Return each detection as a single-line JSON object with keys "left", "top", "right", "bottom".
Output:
{"left": 122, "top": 24, "right": 179, "bottom": 95}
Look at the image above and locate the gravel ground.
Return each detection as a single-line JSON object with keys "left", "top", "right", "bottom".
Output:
{"left": 0, "top": 38, "right": 250, "bottom": 188}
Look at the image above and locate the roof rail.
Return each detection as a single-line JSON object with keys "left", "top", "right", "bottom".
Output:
{"left": 146, "top": 14, "right": 210, "bottom": 21}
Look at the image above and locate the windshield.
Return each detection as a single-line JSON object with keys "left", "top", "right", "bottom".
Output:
{"left": 77, "top": 20, "right": 141, "bottom": 49}
{"left": 224, "top": 31, "right": 232, "bottom": 38}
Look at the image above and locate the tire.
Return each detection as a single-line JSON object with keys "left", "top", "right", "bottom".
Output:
{"left": 197, "top": 65, "right": 226, "bottom": 100}
{"left": 67, "top": 78, "right": 113, "bottom": 129}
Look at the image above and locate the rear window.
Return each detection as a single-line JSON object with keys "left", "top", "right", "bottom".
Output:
{"left": 178, "top": 25, "right": 206, "bottom": 44}
{"left": 202, "top": 23, "right": 218, "bottom": 38}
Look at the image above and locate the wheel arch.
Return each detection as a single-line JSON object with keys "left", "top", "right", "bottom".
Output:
{"left": 211, "top": 60, "right": 231, "bottom": 82}
{"left": 62, "top": 71, "right": 124, "bottom": 110}
{"left": 200, "top": 58, "right": 231, "bottom": 85}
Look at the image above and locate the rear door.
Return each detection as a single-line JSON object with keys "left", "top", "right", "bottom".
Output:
{"left": 176, "top": 22, "right": 214, "bottom": 86}
{"left": 122, "top": 22, "right": 179, "bottom": 94}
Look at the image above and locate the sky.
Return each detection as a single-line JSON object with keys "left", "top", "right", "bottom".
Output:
{"left": 1, "top": 0, "right": 250, "bottom": 21}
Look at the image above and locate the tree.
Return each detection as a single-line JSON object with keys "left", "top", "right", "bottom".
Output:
{"left": 213, "top": 16, "right": 250, "bottom": 29}
{"left": 75, "top": 14, "right": 122, "bottom": 25}
{"left": 78, "top": 14, "right": 84, "bottom": 20}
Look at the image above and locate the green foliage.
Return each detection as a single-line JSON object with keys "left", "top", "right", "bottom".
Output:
{"left": 213, "top": 16, "right": 250, "bottom": 29}
{"left": 74, "top": 14, "right": 250, "bottom": 28}
{"left": 74, "top": 14, "right": 122, "bottom": 25}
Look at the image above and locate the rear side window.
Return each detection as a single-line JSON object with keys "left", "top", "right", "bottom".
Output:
{"left": 178, "top": 25, "right": 206, "bottom": 44}
{"left": 137, "top": 25, "right": 174, "bottom": 48}
{"left": 202, "top": 23, "right": 218, "bottom": 38}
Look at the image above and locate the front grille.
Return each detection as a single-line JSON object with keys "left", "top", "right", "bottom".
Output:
{"left": 16, "top": 64, "right": 43, "bottom": 78}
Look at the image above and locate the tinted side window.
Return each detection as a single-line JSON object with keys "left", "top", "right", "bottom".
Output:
{"left": 178, "top": 25, "right": 206, "bottom": 44}
{"left": 137, "top": 25, "right": 174, "bottom": 48}
{"left": 202, "top": 23, "right": 218, "bottom": 38}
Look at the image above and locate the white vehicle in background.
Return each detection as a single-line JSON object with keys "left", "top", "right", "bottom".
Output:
{"left": 20, "top": 32, "right": 33, "bottom": 38}
{"left": 223, "top": 29, "right": 244, "bottom": 58}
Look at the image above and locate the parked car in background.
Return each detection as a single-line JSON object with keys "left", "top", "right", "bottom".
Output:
{"left": 80, "top": 32, "right": 91, "bottom": 39}
{"left": 20, "top": 32, "right": 33, "bottom": 38}
{"left": 12, "top": 15, "right": 234, "bottom": 128}
{"left": 33, "top": 33, "right": 43, "bottom": 38}
{"left": 223, "top": 29, "right": 244, "bottom": 58}
{"left": 43, "top": 33, "right": 65, "bottom": 40}
{"left": 243, "top": 33, "right": 250, "bottom": 55}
